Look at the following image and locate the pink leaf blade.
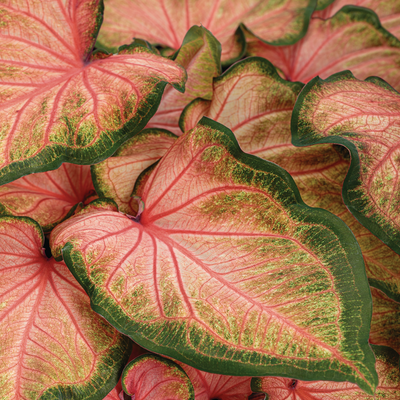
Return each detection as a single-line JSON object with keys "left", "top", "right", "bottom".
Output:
{"left": 0, "top": 216, "right": 131, "bottom": 400}
{"left": 91, "top": 129, "right": 177, "bottom": 215}
{"left": 292, "top": 71, "right": 400, "bottom": 256}
{"left": 51, "top": 118, "right": 377, "bottom": 393}
{"left": 0, "top": 2, "right": 186, "bottom": 185}
{"left": 0, "top": 163, "right": 95, "bottom": 233}
{"left": 97, "top": 0, "right": 317, "bottom": 64}
{"left": 246, "top": 6, "right": 400, "bottom": 91}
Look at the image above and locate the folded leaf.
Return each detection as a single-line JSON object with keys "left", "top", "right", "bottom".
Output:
{"left": 146, "top": 26, "right": 221, "bottom": 135}
{"left": 98, "top": 0, "right": 316, "bottom": 64}
{"left": 251, "top": 345, "right": 400, "bottom": 399}
{"left": 370, "top": 288, "right": 400, "bottom": 355}
{"left": 122, "top": 354, "right": 194, "bottom": 400}
{"left": 92, "top": 129, "right": 177, "bottom": 215}
{"left": 0, "top": 0, "right": 186, "bottom": 185}
{"left": 315, "top": 0, "right": 400, "bottom": 40}
{"left": 292, "top": 72, "right": 400, "bottom": 255}
{"left": 0, "top": 216, "right": 131, "bottom": 400}
{"left": 246, "top": 7, "right": 400, "bottom": 91}
{"left": 51, "top": 119, "right": 377, "bottom": 393}
{"left": 181, "top": 58, "right": 400, "bottom": 303}
{"left": 0, "top": 164, "right": 95, "bottom": 232}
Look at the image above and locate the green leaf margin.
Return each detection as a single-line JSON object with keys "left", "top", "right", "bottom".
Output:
{"left": 0, "top": 40, "right": 185, "bottom": 187}
{"left": 291, "top": 70, "right": 400, "bottom": 256}
{"left": 56, "top": 118, "right": 377, "bottom": 393}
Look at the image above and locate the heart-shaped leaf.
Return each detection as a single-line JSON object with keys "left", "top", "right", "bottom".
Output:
{"left": 51, "top": 118, "right": 377, "bottom": 393}
{"left": 246, "top": 6, "right": 400, "bottom": 90}
{"left": 370, "top": 288, "right": 400, "bottom": 355}
{"left": 92, "top": 129, "right": 177, "bottom": 215}
{"left": 251, "top": 345, "right": 400, "bottom": 399}
{"left": 0, "top": 164, "right": 95, "bottom": 233}
{"left": 315, "top": 0, "right": 400, "bottom": 39}
{"left": 145, "top": 26, "right": 221, "bottom": 136}
{"left": 122, "top": 354, "right": 194, "bottom": 400}
{"left": 181, "top": 58, "right": 400, "bottom": 303}
{"left": 0, "top": 0, "right": 186, "bottom": 185}
{"left": 98, "top": 0, "right": 316, "bottom": 64}
{"left": 292, "top": 71, "right": 400, "bottom": 255}
{"left": 0, "top": 216, "right": 132, "bottom": 400}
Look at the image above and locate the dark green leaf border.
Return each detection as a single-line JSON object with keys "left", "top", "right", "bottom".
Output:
{"left": 56, "top": 117, "right": 377, "bottom": 393}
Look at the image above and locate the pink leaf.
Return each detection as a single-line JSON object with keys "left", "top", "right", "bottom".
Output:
{"left": 0, "top": 0, "right": 186, "bottom": 185}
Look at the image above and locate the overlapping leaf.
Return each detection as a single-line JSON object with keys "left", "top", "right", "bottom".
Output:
{"left": 292, "top": 72, "right": 400, "bottom": 255}
{"left": 370, "top": 288, "right": 400, "bottom": 354}
{"left": 181, "top": 58, "right": 400, "bottom": 303}
{"left": 92, "top": 129, "right": 177, "bottom": 215}
{"left": 316, "top": 0, "right": 335, "bottom": 11}
{"left": 0, "top": 216, "right": 131, "bottom": 400}
{"left": 0, "top": 0, "right": 186, "bottom": 185}
{"left": 315, "top": 0, "right": 400, "bottom": 39}
{"left": 121, "top": 352, "right": 253, "bottom": 400}
{"left": 0, "top": 164, "right": 95, "bottom": 232}
{"left": 251, "top": 345, "right": 400, "bottom": 399}
{"left": 51, "top": 118, "right": 377, "bottom": 392}
{"left": 121, "top": 354, "right": 194, "bottom": 400}
{"left": 145, "top": 26, "right": 221, "bottom": 135}
{"left": 98, "top": 0, "right": 316, "bottom": 64}
{"left": 246, "top": 7, "right": 400, "bottom": 90}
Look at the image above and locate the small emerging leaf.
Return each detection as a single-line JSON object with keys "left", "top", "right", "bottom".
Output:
{"left": 251, "top": 345, "right": 400, "bottom": 399}
{"left": 146, "top": 26, "right": 221, "bottom": 135}
{"left": 0, "top": 164, "right": 95, "bottom": 232}
{"left": 370, "top": 288, "right": 400, "bottom": 355}
{"left": 247, "top": 7, "right": 400, "bottom": 91}
{"left": 0, "top": 216, "right": 131, "bottom": 399}
{"left": 98, "top": 0, "right": 316, "bottom": 64}
{"left": 122, "top": 354, "right": 194, "bottom": 400}
{"left": 0, "top": 0, "right": 186, "bottom": 185}
{"left": 292, "top": 71, "right": 400, "bottom": 255}
{"left": 315, "top": 0, "right": 400, "bottom": 40}
{"left": 51, "top": 119, "right": 377, "bottom": 393}
{"left": 91, "top": 129, "right": 177, "bottom": 215}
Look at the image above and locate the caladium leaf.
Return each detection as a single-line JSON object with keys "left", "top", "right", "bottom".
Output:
{"left": 370, "top": 288, "right": 400, "bottom": 355}
{"left": 122, "top": 354, "right": 194, "bottom": 400}
{"left": 292, "top": 71, "right": 400, "bottom": 255}
{"left": 0, "top": 164, "right": 95, "bottom": 233}
{"left": 0, "top": 0, "right": 186, "bottom": 186}
{"left": 92, "top": 129, "right": 177, "bottom": 215}
{"left": 0, "top": 216, "right": 132, "bottom": 400}
{"left": 146, "top": 26, "right": 221, "bottom": 135}
{"left": 181, "top": 58, "right": 400, "bottom": 302}
{"left": 180, "top": 57, "right": 304, "bottom": 154}
{"left": 121, "top": 352, "right": 253, "bottom": 400}
{"left": 246, "top": 7, "right": 400, "bottom": 90}
{"left": 52, "top": 118, "right": 377, "bottom": 393}
{"left": 251, "top": 345, "right": 400, "bottom": 399}
{"left": 98, "top": 0, "right": 316, "bottom": 64}
{"left": 315, "top": 0, "right": 400, "bottom": 39}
